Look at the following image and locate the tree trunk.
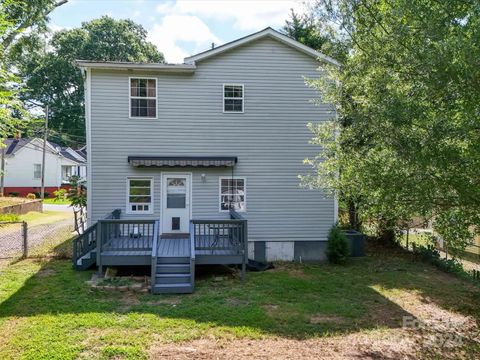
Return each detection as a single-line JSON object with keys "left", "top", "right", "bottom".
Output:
{"left": 378, "top": 218, "right": 396, "bottom": 246}
{"left": 348, "top": 199, "right": 361, "bottom": 231}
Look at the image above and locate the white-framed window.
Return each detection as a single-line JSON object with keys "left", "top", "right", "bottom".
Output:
{"left": 33, "top": 163, "right": 41, "bottom": 179}
{"left": 127, "top": 177, "right": 153, "bottom": 214}
{"left": 129, "top": 77, "right": 157, "bottom": 118}
{"left": 61, "top": 165, "right": 73, "bottom": 182}
{"left": 223, "top": 84, "right": 244, "bottom": 113}
{"left": 219, "top": 177, "right": 246, "bottom": 212}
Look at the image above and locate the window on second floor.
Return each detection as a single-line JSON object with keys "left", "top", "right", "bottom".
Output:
{"left": 223, "top": 84, "right": 244, "bottom": 113}
{"left": 33, "top": 163, "right": 41, "bottom": 179}
{"left": 130, "top": 78, "right": 157, "bottom": 118}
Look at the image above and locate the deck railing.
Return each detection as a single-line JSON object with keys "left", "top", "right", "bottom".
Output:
{"left": 191, "top": 210, "right": 248, "bottom": 279}
{"left": 191, "top": 219, "right": 247, "bottom": 254}
{"left": 150, "top": 220, "right": 160, "bottom": 286}
{"left": 96, "top": 218, "right": 157, "bottom": 274}
{"left": 98, "top": 219, "right": 156, "bottom": 251}
{"left": 73, "top": 224, "right": 97, "bottom": 269}
{"left": 72, "top": 208, "right": 121, "bottom": 269}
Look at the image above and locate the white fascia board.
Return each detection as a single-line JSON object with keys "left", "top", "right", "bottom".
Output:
{"left": 76, "top": 61, "right": 196, "bottom": 73}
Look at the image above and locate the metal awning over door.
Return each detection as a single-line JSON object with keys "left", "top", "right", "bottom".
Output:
{"left": 128, "top": 156, "right": 237, "bottom": 167}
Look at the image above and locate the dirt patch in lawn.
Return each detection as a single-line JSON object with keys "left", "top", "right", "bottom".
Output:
{"left": 145, "top": 296, "right": 183, "bottom": 306}
{"left": 149, "top": 325, "right": 479, "bottom": 360}
{"left": 309, "top": 314, "right": 347, "bottom": 325}
{"left": 226, "top": 298, "right": 250, "bottom": 307}
{"left": 37, "top": 268, "right": 56, "bottom": 277}
{"left": 270, "top": 263, "right": 312, "bottom": 279}
{"left": 262, "top": 304, "right": 279, "bottom": 316}
{"left": 148, "top": 330, "right": 418, "bottom": 359}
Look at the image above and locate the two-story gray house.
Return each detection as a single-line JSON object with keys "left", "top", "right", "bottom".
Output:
{"left": 74, "top": 28, "right": 339, "bottom": 293}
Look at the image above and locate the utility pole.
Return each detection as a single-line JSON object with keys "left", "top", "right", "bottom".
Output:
{"left": 40, "top": 105, "right": 49, "bottom": 200}
{"left": 0, "top": 146, "right": 5, "bottom": 197}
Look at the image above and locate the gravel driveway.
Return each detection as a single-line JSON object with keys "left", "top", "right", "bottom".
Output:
{"left": 0, "top": 218, "right": 74, "bottom": 259}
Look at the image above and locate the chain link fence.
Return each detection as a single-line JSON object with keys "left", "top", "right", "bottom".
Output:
{"left": 0, "top": 218, "right": 74, "bottom": 264}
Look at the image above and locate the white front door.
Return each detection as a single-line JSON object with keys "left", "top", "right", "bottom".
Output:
{"left": 161, "top": 173, "right": 191, "bottom": 234}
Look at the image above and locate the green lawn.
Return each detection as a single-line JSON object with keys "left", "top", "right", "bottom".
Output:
{"left": 17, "top": 210, "right": 72, "bottom": 225}
{"left": 0, "top": 244, "right": 479, "bottom": 359}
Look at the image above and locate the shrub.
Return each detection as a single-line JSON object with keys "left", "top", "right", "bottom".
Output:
{"left": 26, "top": 193, "right": 36, "bottom": 200}
{"left": 0, "top": 213, "right": 20, "bottom": 222}
{"left": 53, "top": 188, "right": 67, "bottom": 201}
{"left": 413, "top": 244, "right": 465, "bottom": 276}
{"left": 34, "top": 192, "right": 50, "bottom": 199}
{"left": 326, "top": 225, "right": 350, "bottom": 264}
{"left": 8, "top": 192, "right": 19, "bottom": 197}
{"left": 67, "top": 175, "right": 87, "bottom": 207}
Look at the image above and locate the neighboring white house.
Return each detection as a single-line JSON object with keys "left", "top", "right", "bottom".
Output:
{"left": 1, "top": 137, "right": 87, "bottom": 197}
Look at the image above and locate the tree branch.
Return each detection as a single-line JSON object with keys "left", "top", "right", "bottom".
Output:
{"left": 2, "top": 0, "right": 68, "bottom": 52}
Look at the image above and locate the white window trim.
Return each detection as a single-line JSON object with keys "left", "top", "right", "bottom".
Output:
{"left": 128, "top": 76, "right": 158, "bottom": 120}
{"left": 222, "top": 84, "right": 244, "bottom": 113}
{"left": 218, "top": 176, "right": 247, "bottom": 213}
{"left": 126, "top": 177, "right": 154, "bottom": 215}
{"left": 33, "top": 163, "right": 42, "bottom": 180}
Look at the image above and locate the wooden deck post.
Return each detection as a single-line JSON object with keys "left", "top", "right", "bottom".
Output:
{"left": 97, "top": 220, "right": 103, "bottom": 277}
{"left": 241, "top": 219, "right": 248, "bottom": 281}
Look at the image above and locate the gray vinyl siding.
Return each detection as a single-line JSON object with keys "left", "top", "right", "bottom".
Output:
{"left": 89, "top": 37, "right": 335, "bottom": 242}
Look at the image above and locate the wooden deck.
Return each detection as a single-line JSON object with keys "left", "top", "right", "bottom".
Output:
{"left": 73, "top": 213, "right": 248, "bottom": 293}
{"left": 157, "top": 237, "right": 190, "bottom": 257}
{"left": 101, "top": 235, "right": 241, "bottom": 259}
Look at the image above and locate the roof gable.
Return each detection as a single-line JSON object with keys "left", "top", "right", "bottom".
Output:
{"left": 184, "top": 27, "right": 340, "bottom": 66}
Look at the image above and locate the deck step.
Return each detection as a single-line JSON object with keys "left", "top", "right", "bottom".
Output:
{"left": 153, "top": 283, "right": 193, "bottom": 294}
{"left": 75, "top": 250, "right": 96, "bottom": 270}
{"left": 157, "top": 256, "right": 190, "bottom": 264}
{"left": 156, "top": 273, "right": 191, "bottom": 284}
{"left": 156, "top": 264, "right": 190, "bottom": 274}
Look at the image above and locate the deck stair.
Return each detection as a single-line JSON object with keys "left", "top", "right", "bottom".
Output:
{"left": 73, "top": 224, "right": 98, "bottom": 270}
{"left": 75, "top": 249, "right": 96, "bottom": 270}
{"left": 153, "top": 256, "right": 193, "bottom": 293}
{"left": 151, "top": 233, "right": 195, "bottom": 294}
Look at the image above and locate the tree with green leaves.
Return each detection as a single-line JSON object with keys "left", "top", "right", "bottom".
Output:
{"left": 11, "top": 16, "right": 164, "bottom": 145}
{"left": 282, "top": 9, "right": 350, "bottom": 63}
{"left": 303, "top": 0, "right": 480, "bottom": 252}
{"left": 1, "top": 0, "right": 67, "bottom": 141}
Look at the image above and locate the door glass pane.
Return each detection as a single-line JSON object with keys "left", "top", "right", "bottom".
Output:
{"left": 167, "top": 177, "right": 186, "bottom": 209}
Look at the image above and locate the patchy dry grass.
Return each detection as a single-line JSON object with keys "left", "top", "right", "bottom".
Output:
{"left": 0, "top": 245, "right": 479, "bottom": 359}
{"left": 0, "top": 197, "right": 29, "bottom": 208}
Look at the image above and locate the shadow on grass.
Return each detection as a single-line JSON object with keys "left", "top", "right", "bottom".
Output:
{"left": 0, "top": 239, "right": 479, "bottom": 345}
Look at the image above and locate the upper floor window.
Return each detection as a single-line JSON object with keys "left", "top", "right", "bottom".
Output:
{"left": 33, "top": 163, "right": 41, "bottom": 179}
{"left": 223, "top": 84, "right": 244, "bottom": 113}
{"left": 130, "top": 78, "right": 157, "bottom": 118}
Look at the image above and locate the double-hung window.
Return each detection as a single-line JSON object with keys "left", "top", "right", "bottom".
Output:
{"left": 127, "top": 178, "right": 153, "bottom": 214}
{"left": 223, "top": 84, "right": 244, "bottom": 113}
{"left": 33, "top": 163, "right": 41, "bottom": 179}
{"left": 61, "top": 166, "right": 73, "bottom": 183}
{"left": 219, "top": 177, "right": 246, "bottom": 212}
{"left": 130, "top": 78, "right": 157, "bottom": 118}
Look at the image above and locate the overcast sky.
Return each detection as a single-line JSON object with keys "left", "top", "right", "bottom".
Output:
{"left": 50, "top": 0, "right": 307, "bottom": 63}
